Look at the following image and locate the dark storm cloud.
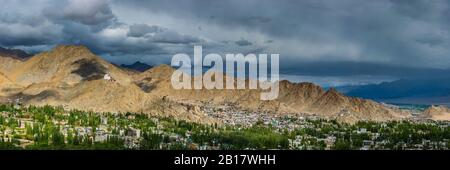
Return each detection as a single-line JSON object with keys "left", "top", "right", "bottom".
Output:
{"left": 0, "top": 30, "right": 57, "bottom": 46}
{"left": 0, "top": 21, "right": 60, "bottom": 46}
{"left": 145, "top": 30, "right": 204, "bottom": 44}
{"left": 0, "top": 13, "right": 47, "bottom": 27}
{"left": 127, "top": 24, "right": 165, "bottom": 37}
{"left": 62, "top": 0, "right": 115, "bottom": 25}
{"left": 1, "top": 0, "right": 450, "bottom": 80}
{"left": 389, "top": 0, "right": 449, "bottom": 22}
{"left": 0, "top": 0, "right": 207, "bottom": 63}
{"left": 42, "top": 0, "right": 117, "bottom": 30}
{"left": 127, "top": 24, "right": 204, "bottom": 44}
{"left": 116, "top": 0, "right": 450, "bottom": 69}
{"left": 235, "top": 38, "right": 253, "bottom": 46}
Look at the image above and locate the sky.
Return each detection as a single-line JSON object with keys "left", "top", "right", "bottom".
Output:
{"left": 1, "top": 0, "right": 450, "bottom": 86}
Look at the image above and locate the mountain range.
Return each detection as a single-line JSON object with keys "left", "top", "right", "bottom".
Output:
{"left": 0, "top": 45, "right": 447, "bottom": 123}
{"left": 120, "top": 61, "right": 153, "bottom": 72}
{"left": 340, "top": 78, "right": 450, "bottom": 106}
{"left": 0, "top": 47, "right": 32, "bottom": 60}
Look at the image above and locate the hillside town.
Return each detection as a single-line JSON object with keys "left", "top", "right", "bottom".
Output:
{"left": 0, "top": 104, "right": 448, "bottom": 150}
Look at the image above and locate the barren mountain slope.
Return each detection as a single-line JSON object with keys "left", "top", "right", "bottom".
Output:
{"left": 0, "top": 72, "right": 13, "bottom": 85}
{"left": 136, "top": 65, "right": 410, "bottom": 122}
{"left": 0, "top": 45, "right": 413, "bottom": 123}
{"left": 0, "top": 47, "right": 31, "bottom": 76}
{"left": 1, "top": 45, "right": 215, "bottom": 123}
{"left": 424, "top": 105, "right": 450, "bottom": 121}
{"left": 0, "top": 55, "right": 24, "bottom": 75}
{"left": 9, "top": 45, "right": 133, "bottom": 86}
{"left": 5, "top": 45, "right": 152, "bottom": 111}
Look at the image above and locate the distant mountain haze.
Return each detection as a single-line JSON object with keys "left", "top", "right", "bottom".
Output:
{"left": 282, "top": 61, "right": 450, "bottom": 80}
{"left": 0, "top": 47, "right": 32, "bottom": 60}
{"left": 340, "top": 78, "right": 450, "bottom": 102}
{"left": 120, "top": 61, "right": 153, "bottom": 72}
